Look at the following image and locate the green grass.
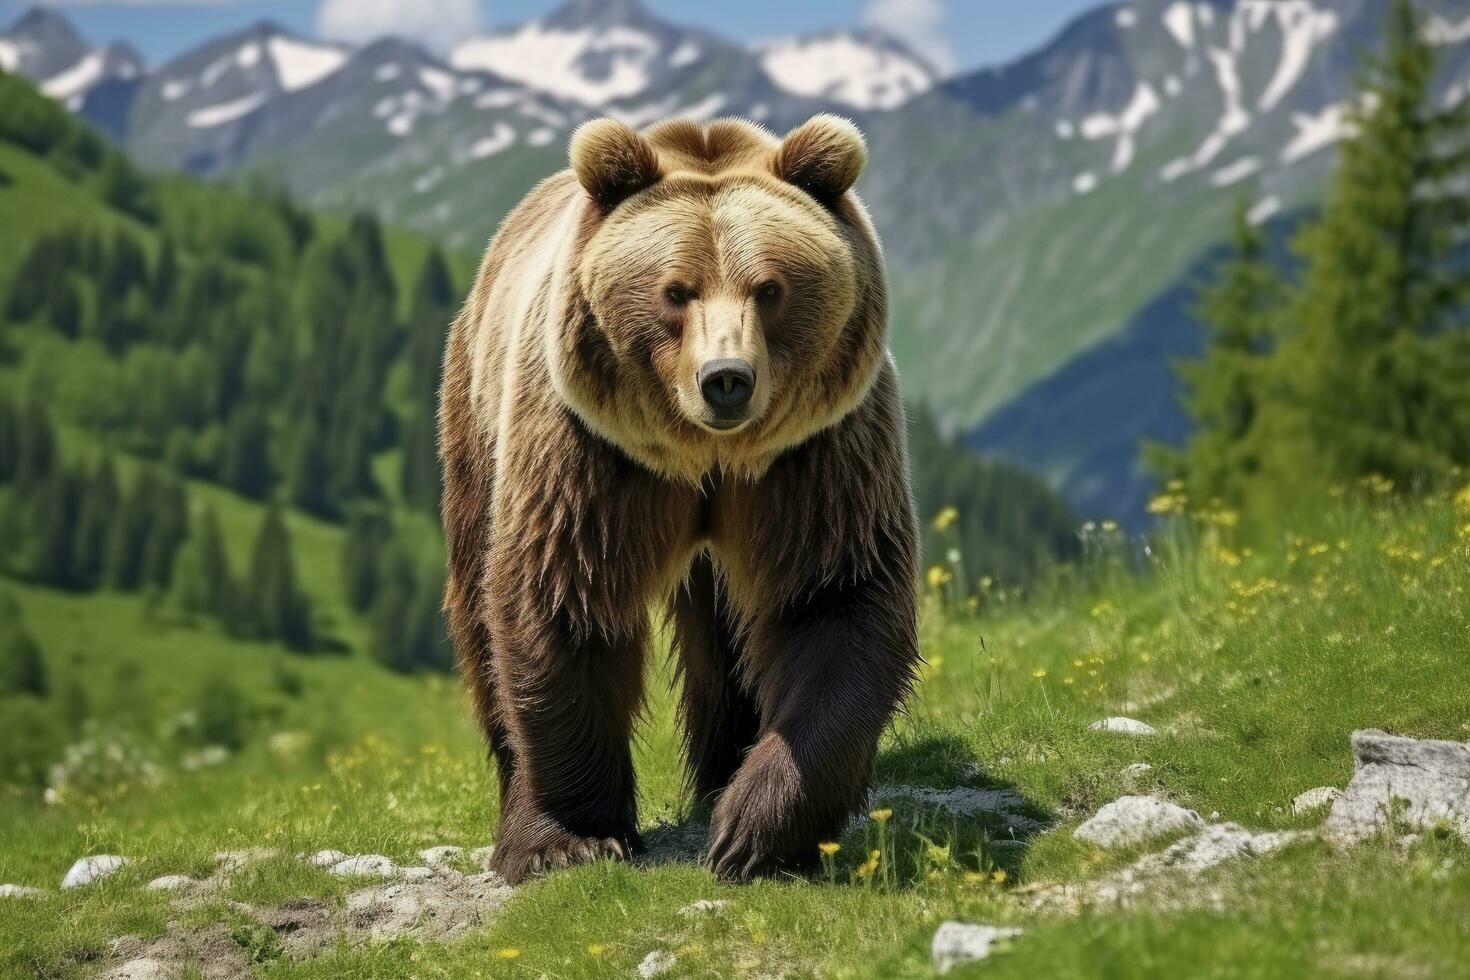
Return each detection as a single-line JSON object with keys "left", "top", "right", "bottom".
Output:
{"left": 2, "top": 489, "right": 1468, "bottom": 977}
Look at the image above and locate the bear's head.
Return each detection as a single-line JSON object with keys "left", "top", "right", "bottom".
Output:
{"left": 554, "top": 115, "right": 888, "bottom": 481}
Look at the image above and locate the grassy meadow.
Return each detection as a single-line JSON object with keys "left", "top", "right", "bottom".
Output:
{"left": 3, "top": 484, "right": 1468, "bottom": 978}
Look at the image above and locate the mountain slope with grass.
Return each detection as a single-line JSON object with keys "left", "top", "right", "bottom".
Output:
{"left": 3, "top": 481, "right": 1467, "bottom": 978}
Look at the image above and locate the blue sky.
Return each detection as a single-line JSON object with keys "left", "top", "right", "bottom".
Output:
{"left": 2, "top": 0, "right": 1104, "bottom": 74}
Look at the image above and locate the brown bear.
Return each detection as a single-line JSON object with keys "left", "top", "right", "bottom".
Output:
{"left": 438, "top": 114, "right": 919, "bottom": 884}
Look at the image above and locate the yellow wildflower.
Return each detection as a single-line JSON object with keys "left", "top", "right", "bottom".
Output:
{"left": 933, "top": 506, "right": 959, "bottom": 531}
{"left": 586, "top": 944, "right": 606, "bottom": 956}
{"left": 818, "top": 841, "right": 841, "bottom": 856}
{"left": 926, "top": 565, "right": 953, "bottom": 589}
{"left": 1032, "top": 668, "right": 1047, "bottom": 679}
{"left": 869, "top": 808, "right": 893, "bottom": 824}
{"left": 496, "top": 948, "right": 522, "bottom": 960}
{"left": 992, "top": 869, "right": 1007, "bottom": 884}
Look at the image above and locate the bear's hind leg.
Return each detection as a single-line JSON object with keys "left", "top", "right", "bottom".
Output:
{"left": 671, "top": 554, "right": 761, "bottom": 805}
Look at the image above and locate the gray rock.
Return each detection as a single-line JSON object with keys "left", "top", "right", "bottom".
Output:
{"left": 61, "top": 855, "right": 128, "bottom": 889}
{"left": 328, "top": 854, "right": 398, "bottom": 878}
{"left": 418, "top": 845, "right": 464, "bottom": 867}
{"left": 1075, "top": 796, "right": 1203, "bottom": 849}
{"left": 1137, "top": 822, "right": 1301, "bottom": 875}
{"left": 1291, "top": 786, "right": 1342, "bottom": 815}
{"left": 398, "top": 865, "right": 436, "bottom": 881}
{"left": 679, "top": 899, "right": 726, "bottom": 915}
{"left": 1324, "top": 730, "right": 1470, "bottom": 843}
{"left": 638, "top": 949, "right": 677, "bottom": 978}
{"left": 1119, "top": 762, "right": 1153, "bottom": 789}
{"left": 305, "top": 849, "right": 347, "bottom": 868}
{"left": 145, "top": 875, "right": 198, "bottom": 892}
{"left": 1089, "top": 717, "right": 1157, "bottom": 736}
{"left": 338, "top": 871, "right": 513, "bottom": 942}
{"left": 0, "top": 883, "right": 45, "bottom": 898}
{"left": 469, "top": 846, "right": 496, "bottom": 869}
{"left": 931, "top": 921, "right": 1023, "bottom": 974}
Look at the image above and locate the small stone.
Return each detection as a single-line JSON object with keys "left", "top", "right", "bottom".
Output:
{"left": 679, "top": 899, "right": 726, "bottom": 915}
{"left": 61, "top": 855, "right": 128, "bottom": 889}
{"left": 638, "top": 950, "right": 677, "bottom": 978}
{"left": 1292, "top": 786, "right": 1343, "bottom": 815}
{"left": 1074, "top": 796, "right": 1203, "bottom": 849}
{"left": 328, "top": 855, "right": 399, "bottom": 878}
{"left": 0, "top": 884, "right": 45, "bottom": 898}
{"left": 1324, "top": 731, "right": 1470, "bottom": 843}
{"left": 418, "top": 846, "right": 464, "bottom": 868}
{"left": 305, "top": 849, "right": 348, "bottom": 868}
{"left": 146, "top": 875, "right": 198, "bottom": 892}
{"left": 1089, "top": 717, "right": 1157, "bottom": 736}
{"left": 931, "top": 921, "right": 1023, "bottom": 974}
{"left": 469, "top": 846, "right": 496, "bottom": 869}
{"left": 399, "top": 866, "right": 436, "bottom": 881}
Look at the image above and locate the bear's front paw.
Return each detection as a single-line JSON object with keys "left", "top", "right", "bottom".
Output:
{"left": 491, "top": 828, "right": 639, "bottom": 885}
{"left": 707, "top": 738, "right": 814, "bottom": 881}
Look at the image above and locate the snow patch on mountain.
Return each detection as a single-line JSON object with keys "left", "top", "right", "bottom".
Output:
{"left": 1163, "top": 3, "right": 1196, "bottom": 49}
{"left": 1115, "top": 8, "right": 1137, "bottom": 30}
{"left": 0, "top": 40, "right": 18, "bottom": 73}
{"left": 1255, "top": 2, "right": 1338, "bottom": 112}
{"left": 451, "top": 24, "right": 657, "bottom": 106}
{"left": 40, "top": 50, "right": 103, "bottom": 100}
{"left": 756, "top": 33, "right": 933, "bottom": 110}
{"left": 469, "top": 122, "right": 516, "bottom": 159}
{"left": 1076, "top": 82, "right": 1160, "bottom": 173}
{"left": 1248, "top": 195, "right": 1281, "bottom": 225}
{"left": 1211, "top": 156, "right": 1260, "bottom": 187}
{"left": 1425, "top": 14, "right": 1470, "bottom": 46}
{"left": 268, "top": 36, "right": 347, "bottom": 92}
{"left": 418, "top": 66, "right": 457, "bottom": 102}
{"left": 1282, "top": 102, "right": 1355, "bottom": 163}
{"left": 1074, "top": 171, "right": 1098, "bottom": 195}
{"left": 187, "top": 91, "right": 267, "bottom": 128}
{"left": 669, "top": 41, "right": 700, "bottom": 68}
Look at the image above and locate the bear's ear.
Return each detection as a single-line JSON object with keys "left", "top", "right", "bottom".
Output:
{"left": 773, "top": 114, "right": 867, "bottom": 203}
{"left": 569, "top": 119, "right": 661, "bottom": 210}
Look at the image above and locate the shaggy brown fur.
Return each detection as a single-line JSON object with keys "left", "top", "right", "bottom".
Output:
{"left": 439, "top": 114, "right": 919, "bottom": 884}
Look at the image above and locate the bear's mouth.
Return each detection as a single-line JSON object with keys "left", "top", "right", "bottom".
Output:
{"left": 702, "top": 416, "right": 749, "bottom": 434}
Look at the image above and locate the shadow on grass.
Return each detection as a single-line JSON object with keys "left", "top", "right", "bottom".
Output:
{"left": 639, "top": 732, "right": 1053, "bottom": 888}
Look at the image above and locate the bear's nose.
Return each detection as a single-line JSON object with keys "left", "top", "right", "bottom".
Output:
{"left": 698, "top": 359, "right": 756, "bottom": 413}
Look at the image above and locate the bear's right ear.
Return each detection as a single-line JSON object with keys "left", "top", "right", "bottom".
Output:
{"left": 569, "top": 119, "right": 661, "bottom": 210}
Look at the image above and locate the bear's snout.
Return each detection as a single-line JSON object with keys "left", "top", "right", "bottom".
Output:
{"left": 697, "top": 358, "right": 756, "bottom": 425}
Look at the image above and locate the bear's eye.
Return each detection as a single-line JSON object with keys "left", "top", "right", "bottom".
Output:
{"left": 664, "top": 283, "right": 694, "bottom": 306}
{"left": 756, "top": 280, "right": 783, "bottom": 303}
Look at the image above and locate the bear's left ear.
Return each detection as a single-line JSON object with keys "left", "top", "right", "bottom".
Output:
{"left": 569, "top": 119, "right": 661, "bottom": 210}
{"left": 773, "top": 114, "right": 867, "bottom": 203}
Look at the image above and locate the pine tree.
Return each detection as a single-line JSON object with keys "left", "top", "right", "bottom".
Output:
{"left": 0, "top": 620, "right": 48, "bottom": 697}
{"left": 286, "top": 415, "right": 337, "bottom": 518}
{"left": 74, "top": 455, "right": 121, "bottom": 588}
{"left": 220, "top": 406, "right": 274, "bottom": 499}
{"left": 139, "top": 475, "right": 190, "bottom": 592}
{"left": 341, "top": 507, "right": 394, "bottom": 612}
{"left": 106, "top": 467, "right": 159, "bottom": 591}
{"left": 246, "top": 506, "right": 313, "bottom": 651}
{"left": 29, "top": 465, "right": 85, "bottom": 589}
{"left": 368, "top": 546, "right": 419, "bottom": 672}
{"left": 99, "top": 153, "right": 154, "bottom": 223}
{"left": 196, "top": 505, "right": 236, "bottom": 623}
{"left": 1266, "top": 0, "right": 1470, "bottom": 494}
{"left": 1151, "top": 201, "right": 1287, "bottom": 500}
{"left": 399, "top": 410, "right": 441, "bottom": 514}
{"left": 15, "top": 397, "right": 57, "bottom": 492}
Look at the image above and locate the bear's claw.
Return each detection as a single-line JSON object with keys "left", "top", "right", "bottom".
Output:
{"left": 492, "top": 831, "right": 638, "bottom": 885}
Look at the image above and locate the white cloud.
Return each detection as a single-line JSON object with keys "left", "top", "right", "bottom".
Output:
{"left": 862, "top": 0, "right": 954, "bottom": 74}
{"left": 316, "top": 0, "right": 482, "bottom": 54}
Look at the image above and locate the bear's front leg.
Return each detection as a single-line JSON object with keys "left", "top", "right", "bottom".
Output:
{"left": 484, "top": 592, "right": 648, "bottom": 885}
{"left": 707, "top": 572, "right": 918, "bottom": 880}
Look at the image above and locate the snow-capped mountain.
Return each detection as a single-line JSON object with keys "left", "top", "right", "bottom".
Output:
{"left": 0, "top": 8, "right": 142, "bottom": 134}
{"left": 754, "top": 29, "right": 937, "bottom": 111}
